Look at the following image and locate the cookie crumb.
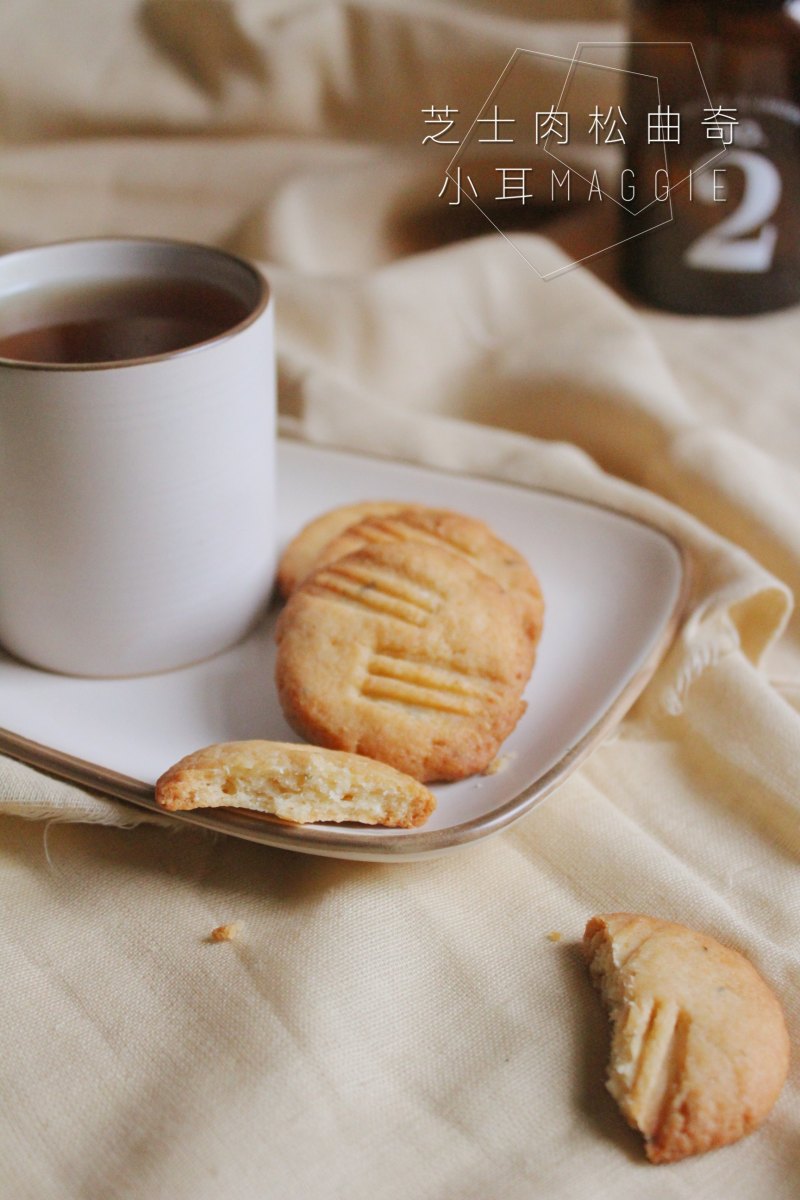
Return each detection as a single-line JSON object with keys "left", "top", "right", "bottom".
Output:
{"left": 547, "top": 930, "right": 563, "bottom": 943}
{"left": 483, "top": 752, "right": 516, "bottom": 776}
{"left": 210, "top": 923, "right": 241, "bottom": 943}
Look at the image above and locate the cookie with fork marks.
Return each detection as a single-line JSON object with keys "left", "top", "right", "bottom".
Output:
{"left": 275, "top": 540, "right": 532, "bottom": 781}
{"left": 315, "top": 507, "right": 544, "bottom": 651}
{"left": 277, "top": 501, "right": 422, "bottom": 598}
{"left": 584, "top": 913, "right": 790, "bottom": 1164}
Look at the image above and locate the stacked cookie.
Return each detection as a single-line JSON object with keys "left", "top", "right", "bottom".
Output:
{"left": 274, "top": 502, "right": 544, "bottom": 783}
{"left": 155, "top": 502, "right": 543, "bottom": 831}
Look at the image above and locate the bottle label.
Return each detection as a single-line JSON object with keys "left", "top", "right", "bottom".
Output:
{"left": 682, "top": 97, "right": 800, "bottom": 276}
{"left": 685, "top": 149, "right": 781, "bottom": 272}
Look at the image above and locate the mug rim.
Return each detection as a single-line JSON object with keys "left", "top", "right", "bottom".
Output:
{"left": 0, "top": 235, "right": 271, "bottom": 372}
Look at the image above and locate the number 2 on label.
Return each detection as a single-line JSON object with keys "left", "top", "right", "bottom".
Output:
{"left": 685, "top": 150, "right": 781, "bottom": 273}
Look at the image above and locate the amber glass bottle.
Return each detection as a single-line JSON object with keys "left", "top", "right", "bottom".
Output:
{"left": 622, "top": 1, "right": 800, "bottom": 314}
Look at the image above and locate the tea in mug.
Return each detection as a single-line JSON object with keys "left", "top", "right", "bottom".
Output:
{"left": 0, "top": 276, "right": 250, "bottom": 364}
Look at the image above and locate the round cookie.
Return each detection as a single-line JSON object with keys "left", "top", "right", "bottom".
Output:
{"left": 277, "top": 501, "right": 422, "bottom": 598}
{"left": 314, "top": 507, "right": 544, "bottom": 647}
{"left": 275, "top": 540, "right": 532, "bottom": 781}
{"left": 584, "top": 912, "right": 790, "bottom": 1164}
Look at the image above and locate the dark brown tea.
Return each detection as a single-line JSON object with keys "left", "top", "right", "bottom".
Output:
{"left": 0, "top": 276, "right": 251, "bottom": 365}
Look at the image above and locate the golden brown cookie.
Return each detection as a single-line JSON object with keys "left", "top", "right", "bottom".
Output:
{"left": 277, "top": 501, "right": 422, "bottom": 598}
{"left": 584, "top": 912, "right": 790, "bottom": 1164}
{"left": 315, "top": 507, "right": 544, "bottom": 647}
{"left": 155, "top": 740, "right": 436, "bottom": 828}
{"left": 275, "top": 541, "right": 532, "bottom": 781}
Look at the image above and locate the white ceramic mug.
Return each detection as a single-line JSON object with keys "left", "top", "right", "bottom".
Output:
{"left": 0, "top": 238, "right": 275, "bottom": 676}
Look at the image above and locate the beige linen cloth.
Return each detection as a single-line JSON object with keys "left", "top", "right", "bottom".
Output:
{"left": 1, "top": 2, "right": 799, "bottom": 1197}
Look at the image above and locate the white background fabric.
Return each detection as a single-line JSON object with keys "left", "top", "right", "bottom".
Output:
{"left": 1, "top": 3, "right": 798, "bottom": 1197}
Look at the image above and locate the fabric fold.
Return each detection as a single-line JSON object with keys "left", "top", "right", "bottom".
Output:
{"left": 1, "top": 4, "right": 798, "bottom": 1197}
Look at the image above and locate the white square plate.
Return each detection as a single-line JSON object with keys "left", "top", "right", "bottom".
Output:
{"left": 0, "top": 441, "right": 687, "bottom": 861}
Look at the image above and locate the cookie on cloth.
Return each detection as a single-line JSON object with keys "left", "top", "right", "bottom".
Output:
{"left": 583, "top": 912, "right": 790, "bottom": 1164}
{"left": 275, "top": 540, "right": 532, "bottom": 781}
{"left": 314, "top": 507, "right": 544, "bottom": 648}
{"left": 277, "top": 501, "right": 422, "bottom": 598}
{"left": 155, "top": 740, "right": 435, "bottom": 828}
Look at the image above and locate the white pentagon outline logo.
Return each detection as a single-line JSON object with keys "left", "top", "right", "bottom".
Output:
{"left": 444, "top": 42, "right": 730, "bottom": 281}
